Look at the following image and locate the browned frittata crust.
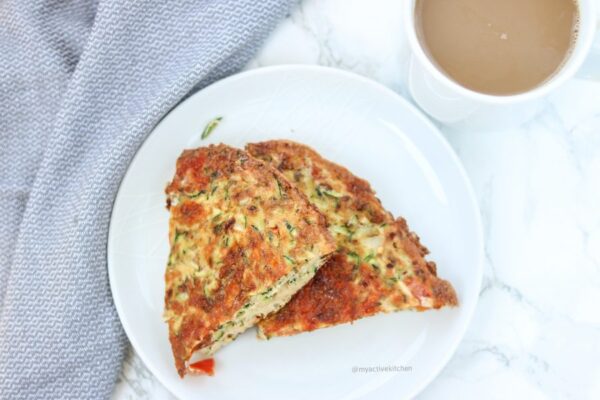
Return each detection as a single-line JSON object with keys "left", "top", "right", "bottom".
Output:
{"left": 246, "top": 140, "right": 458, "bottom": 338}
{"left": 164, "top": 144, "right": 334, "bottom": 376}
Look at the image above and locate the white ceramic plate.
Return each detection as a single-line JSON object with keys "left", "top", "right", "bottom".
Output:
{"left": 108, "top": 65, "right": 483, "bottom": 400}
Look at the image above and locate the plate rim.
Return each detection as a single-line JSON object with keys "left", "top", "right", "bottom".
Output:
{"left": 107, "top": 64, "right": 484, "bottom": 400}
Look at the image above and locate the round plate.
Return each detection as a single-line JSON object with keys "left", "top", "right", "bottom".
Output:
{"left": 108, "top": 65, "right": 483, "bottom": 400}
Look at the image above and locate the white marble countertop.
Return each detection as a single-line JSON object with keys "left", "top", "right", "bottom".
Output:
{"left": 112, "top": 1, "right": 600, "bottom": 398}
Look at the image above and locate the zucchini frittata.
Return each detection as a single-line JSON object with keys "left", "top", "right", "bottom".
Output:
{"left": 164, "top": 144, "right": 335, "bottom": 376}
{"left": 246, "top": 140, "right": 458, "bottom": 338}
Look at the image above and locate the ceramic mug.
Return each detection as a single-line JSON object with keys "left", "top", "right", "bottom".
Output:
{"left": 404, "top": 0, "right": 599, "bottom": 126}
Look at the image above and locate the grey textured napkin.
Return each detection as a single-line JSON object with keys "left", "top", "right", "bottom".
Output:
{"left": 0, "top": 1, "right": 294, "bottom": 398}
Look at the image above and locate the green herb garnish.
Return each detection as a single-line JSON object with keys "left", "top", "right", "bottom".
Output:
{"left": 201, "top": 116, "right": 223, "bottom": 140}
{"left": 347, "top": 251, "right": 360, "bottom": 265}
{"left": 213, "top": 330, "right": 224, "bottom": 341}
{"left": 174, "top": 230, "right": 186, "bottom": 242}
{"left": 283, "top": 255, "right": 296, "bottom": 265}
{"left": 364, "top": 253, "right": 375, "bottom": 263}
{"left": 316, "top": 184, "right": 341, "bottom": 199}
{"left": 261, "top": 287, "right": 273, "bottom": 295}
{"left": 285, "top": 221, "right": 296, "bottom": 235}
{"left": 187, "top": 190, "right": 206, "bottom": 199}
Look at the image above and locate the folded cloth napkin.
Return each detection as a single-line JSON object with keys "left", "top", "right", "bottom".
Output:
{"left": 0, "top": 0, "right": 295, "bottom": 398}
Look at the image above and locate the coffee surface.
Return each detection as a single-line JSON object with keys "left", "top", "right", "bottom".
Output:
{"left": 415, "top": 0, "right": 578, "bottom": 95}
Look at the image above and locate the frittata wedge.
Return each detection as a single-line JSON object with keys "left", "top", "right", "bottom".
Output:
{"left": 164, "top": 144, "right": 335, "bottom": 376}
{"left": 246, "top": 140, "right": 458, "bottom": 338}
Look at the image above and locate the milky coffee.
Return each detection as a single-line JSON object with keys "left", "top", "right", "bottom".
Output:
{"left": 415, "top": 0, "right": 579, "bottom": 95}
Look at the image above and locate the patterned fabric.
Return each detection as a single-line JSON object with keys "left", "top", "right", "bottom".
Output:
{"left": 0, "top": 1, "right": 294, "bottom": 398}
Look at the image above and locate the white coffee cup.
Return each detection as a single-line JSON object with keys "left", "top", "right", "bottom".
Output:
{"left": 404, "top": 0, "right": 599, "bottom": 126}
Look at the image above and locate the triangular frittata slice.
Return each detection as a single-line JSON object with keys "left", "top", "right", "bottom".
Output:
{"left": 246, "top": 140, "right": 457, "bottom": 338}
{"left": 164, "top": 144, "right": 335, "bottom": 376}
